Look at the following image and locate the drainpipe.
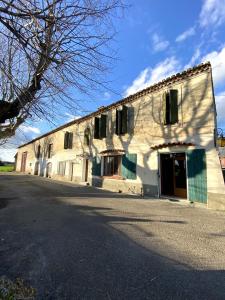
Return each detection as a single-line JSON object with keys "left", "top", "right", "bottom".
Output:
{"left": 157, "top": 151, "right": 160, "bottom": 198}
{"left": 141, "top": 186, "right": 144, "bottom": 197}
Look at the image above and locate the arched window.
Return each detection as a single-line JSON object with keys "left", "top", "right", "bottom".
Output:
{"left": 84, "top": 127, "right": 91, "bottom": 146}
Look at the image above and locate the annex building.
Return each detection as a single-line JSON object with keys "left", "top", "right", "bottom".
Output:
{"left": 16, "top": 62, "right": 225, "bottom": 210}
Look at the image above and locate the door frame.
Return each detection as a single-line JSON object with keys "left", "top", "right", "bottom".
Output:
{"left": 46, "top": 162, "right": 52, "bottom": 178}
{"left": 34, "top": 161, "right": 39, "bottom": 175}
{"left": 70, "top": 162, "right": 76, "bottom": 181}
{"left": 84, "top": 158, "right": 89, "bottom": 182}
{"left": 158, "top": 151, "right": 189, "bottom": 200}
{"left": 173, "top": 154, "right": 187, "bottom": 198}
{"left": 20, "top": 152, "right": 27, "bottom": 172}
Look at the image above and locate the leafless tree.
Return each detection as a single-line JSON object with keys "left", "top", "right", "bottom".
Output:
{"left": 0, "top": 0, "right": 123, "bottom": 141}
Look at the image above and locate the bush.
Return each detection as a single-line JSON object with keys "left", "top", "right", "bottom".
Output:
{"left": 0, "top": 277, "right": 36, "bottom": 300}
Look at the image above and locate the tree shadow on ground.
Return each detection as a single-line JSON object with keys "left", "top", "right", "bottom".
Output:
{"left": 0, "top": 175, "right": 225, "bottom": 300}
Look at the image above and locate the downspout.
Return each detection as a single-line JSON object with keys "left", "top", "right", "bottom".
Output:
{"left": 210, "top": 66, "right": 217, "bottom": 148}
{"left": 157, "top": 150, "right": 160, "bottom": 198}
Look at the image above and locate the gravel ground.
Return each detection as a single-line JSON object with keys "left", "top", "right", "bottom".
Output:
{"left": 0, "top": 173, "right": 225, "bottom": 300}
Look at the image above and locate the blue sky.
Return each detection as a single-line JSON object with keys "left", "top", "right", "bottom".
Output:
{"left": 1, "top": 0, "right": 225, "bottom": 161}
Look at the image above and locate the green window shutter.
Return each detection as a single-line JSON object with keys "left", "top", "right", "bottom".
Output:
{"left": 128, "top": 106, "right": 134, "bottom": 134}
{"left": 64, "top": 132, "right": 69, "bottom": 149}
{"left": 94, "top": 117, "right": 100, "bottom": 139}
{"left": 169, "top": 89, "right": 178, "bottom": 124}
{"left": 122, "top": 153, "right": 137, "bottom": 180}
{"left": 68, "top": 132, "right": 73, "bottom": 149}
{"left": 92, "top": 156, "right": 101, "bottom": 176}
{"left": 115, "top": 109, "right": 121, "bottom": 135}
{"left": 100, "top": 114, "right": 107, "bottom": 138}
{"left": 162, "top": 92, "right": 167, "bottom": 125}
{"left": 115, "top": 110, "right": 118, "bottom": 135}
{"left": 84, "top": 128, "right": 90, "bottom": 146}
{"left": 187, "top": 149, "right": 207, "bottom": 203}
{"left": 121, "top": 106, "right": 128, "bottom": 134}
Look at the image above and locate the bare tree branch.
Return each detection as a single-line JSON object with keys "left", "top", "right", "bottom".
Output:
{"left": 0, "top": 0, "right": 123, "bottom": 140}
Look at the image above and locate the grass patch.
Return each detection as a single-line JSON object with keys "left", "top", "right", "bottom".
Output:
{"left": 0, "top": 165, "right": 14, "bottom": 172}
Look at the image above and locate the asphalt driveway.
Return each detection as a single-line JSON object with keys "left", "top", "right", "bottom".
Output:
{"left": 0, "top": 173, "right": 225, "bottom": 299}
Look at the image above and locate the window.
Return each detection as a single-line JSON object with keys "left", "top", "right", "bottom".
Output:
{"left": 58, "top": 161, "right": 66, "bottom": 176}
{"left": 84, "top": 127, "right": 91, "bottom": 146}
{"left": 47, "top": 143, "right": 53, "bottom": 158}
{"left": 37, "top": 145, "right": 41, "bottom": 158}
{"left": 94, "top": 117, "right": 100, "bottom": 139}
{"left": 163, "top": 89, "right": 178, "bottom": 125}
{"left": 94, "top": 114, "right": 107, "bottom": 139}
{"left": 116, "top": 105, "right": 128, "bottom": 135}
{"left": 64, "top": 132, "right": 73, "bottom": 149}
{"left": 103, "top": 155, "right": 122, "bottom": 176}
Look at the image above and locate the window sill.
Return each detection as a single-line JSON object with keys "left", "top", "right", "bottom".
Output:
{"left": 163, "top": 122, "right": 180, "bottom": 126}
{"left": 102, "top": 175, "right": 124, "bottom": 180}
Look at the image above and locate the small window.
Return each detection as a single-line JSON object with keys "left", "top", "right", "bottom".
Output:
{"left": 84, "top": 128, "right": 91, "bottom": 146}
{"left": 116, "top": 105, "right": 128, "bottom": 135}
{"left": 94, "top": 117, "right": 100, "bottom": 139}
{"left": 100, "top": 115, "right": 107, "bottom": 138}
{"left": 64, "top": 132, "right": 73, "bottom": 149}
{"left": 58, "top": 161, "right": 66, "bottom": 176}
{"left": 47, "top": 144, "right": 53, "bottom": 158}
{"left": 37, "top": 145, "right": 41, "bottom": 158}
{"left": 103, "top": 155, "right": 122, "bottom": 176}
{"left": 94, "top": 114, "right": 107, "bottom": 139}
{"left": 163, "top": 90, "right": 178, "bottom": 125}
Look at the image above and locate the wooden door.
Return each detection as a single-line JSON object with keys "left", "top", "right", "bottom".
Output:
{"left": 20, "top": 152, "right": 27, "bottom": 172}
{"left": 46, "top": 162, "right": 52, "bottom": 178}
{"left": 34, "top": 162, "right": 39, "bottom": 175}
{"left": 160, "top": 154, "right": 174, "bottom": 196}
{"left": 173, "top": 154, "right": 187, "bottom": 198}
{"left": 160, "top": 153, "right": 187, "bottom": 199}
{"left": 84, "top": 159, "right": 88, "bottom": 182}
{"left": 70, "top": 163, "right": 76, "bottom": 181}
{"left": 187, "top": 149, "right": 207, "bottom": 203}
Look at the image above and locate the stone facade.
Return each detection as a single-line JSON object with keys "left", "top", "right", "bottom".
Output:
{"left": 16, "top": 62, "right": 225, "bottom": 210}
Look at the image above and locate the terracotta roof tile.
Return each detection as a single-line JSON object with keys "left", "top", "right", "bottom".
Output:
{"left": 151, "top": 142, "right": 195, "bottom": 150}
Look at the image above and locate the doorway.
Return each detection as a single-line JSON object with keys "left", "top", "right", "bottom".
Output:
{"left": 160, "top": 153, "right": 187, "bottom": 198}
{"left": 20, "top": 152, "right": 27, "bottom": 172}
{"left": 46, "top": 162, "right": 52, "bottom": 178}
{"left": 34, "top": 162, "right": 39, "bottom": 175}
{"left": 70, "top": 163, "right": 76, "bottom": 181}
{"left": 84, "top": 159, "right": 89, "bottom": 182}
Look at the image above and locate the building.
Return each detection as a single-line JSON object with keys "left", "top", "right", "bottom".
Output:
{"left": 16, "top": 62, "right": 225, "bottom": 210}
{"left": 218, "top": 146, "right": 225, "bottom": 182}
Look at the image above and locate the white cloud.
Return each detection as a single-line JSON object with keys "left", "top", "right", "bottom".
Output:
{"left": 176, "top": 27, "right": 195, "bottom": 42}
{"left": 20, "top": 125, "right": 41, "bottom": 135}
{"left": 201, "top": 46, "right": 225, "bottom": 86}
{"left": 215, "top": 92, "right": 225, "bottom": 125}
{"left": 151, "top": 33, "right": 169, "bottom": 52}
{"left": 0, "top": 124, "right": 41, "bottom": 162}
{"left": 103, "top": 92, "right": 111, "bottom": 99}
{"left": 185, "top": 48, "right": 201, "bottom": 68}
{"left": 124, "top": 57, "right": 180, "bottom": 97}
{"left": 0, "top": 148, "right": 17, "bottom": 162}
{"left": 199, "top": 0, "right": 225, "bottom": 28}
{"left": 65, "top": 113, "right": 81, "bottom": 122}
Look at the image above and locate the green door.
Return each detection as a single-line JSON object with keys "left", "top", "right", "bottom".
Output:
{"left": 122, "top": 154, "right": 137, "bottom": 180}
{"left": 187, "top": 149, "right": 207, "bottom": 203}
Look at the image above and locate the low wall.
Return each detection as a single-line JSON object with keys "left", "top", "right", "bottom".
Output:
{"left": 92, "top": 177, "right": 158, "bottom": 197}
{"left": 208, "top": 192, "right": 225, "bottom": 211}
